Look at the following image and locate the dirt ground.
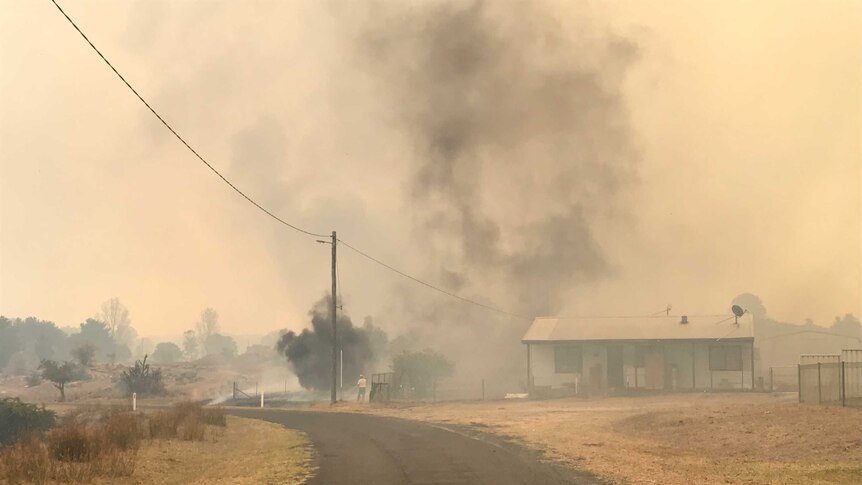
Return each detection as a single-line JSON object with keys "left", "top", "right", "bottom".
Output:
{"left": 314, "top": 393, "right": 862, "bottom": 485}
{"left": 105, "top": 415, "right": 313, "bottom": 485}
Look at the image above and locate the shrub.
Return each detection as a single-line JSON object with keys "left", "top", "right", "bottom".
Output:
{"left": 0, "top": 398, "right": 56, "bottom": 446}
{"left": 25, "top": 372, "right": 42, "bottom": 387}
{"left": 48, "top": 420, "right": 100, "bottom": 462}
{"left": 392, "top": 349, "right": 454, "bottom": 399}
{"left": 119, "top": 355, "right": 165, "bottom": 396}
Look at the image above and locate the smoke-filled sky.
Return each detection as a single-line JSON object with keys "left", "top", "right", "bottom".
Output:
{"left": 1, "top": 0, "right": 859, "bottom": 341}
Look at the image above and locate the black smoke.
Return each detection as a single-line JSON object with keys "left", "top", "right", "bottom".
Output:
{"left": 278, "top": 295, "right": 387, "bottom": 390}
{"left": 359, "top": 1, "right": 640, "bottom": 317}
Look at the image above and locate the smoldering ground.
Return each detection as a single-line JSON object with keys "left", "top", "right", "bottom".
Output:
{"left": 278, "top": 295, "right": 387, "bottom": 390}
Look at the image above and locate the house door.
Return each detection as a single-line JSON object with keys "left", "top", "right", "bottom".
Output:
{"left": 607, "top": 345, "right": 624, "bottom": 388}
{"left": 644, "top": 347, "right": 665, "bottom": 389}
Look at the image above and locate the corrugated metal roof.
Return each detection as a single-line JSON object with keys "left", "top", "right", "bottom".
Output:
{"left": 522, "top": 315, "right": 754, "bottom": 342}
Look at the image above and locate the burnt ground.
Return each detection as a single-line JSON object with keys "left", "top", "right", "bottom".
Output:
{"left": 231, "top": 409, "right": 605, "bottom": 485}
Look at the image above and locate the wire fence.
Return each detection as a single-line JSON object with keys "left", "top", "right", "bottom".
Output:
{"left": 767, "top": 365, "right": 799, "bottom": 392}
{"left": 799, "top": 362, "right": 862, "bottom": 407}
{"left": 370, "top": 375, "right": 519, "bottom": 403}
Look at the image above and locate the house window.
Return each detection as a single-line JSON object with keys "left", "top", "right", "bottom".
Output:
{"left": 634, "top": 345, "right": 647, "bottom": 367}
{"left": 709, "top": 345, "right": 743, "bottom": 371}
{"left": 554, "top": 345, "right": 582, "bottom": 373}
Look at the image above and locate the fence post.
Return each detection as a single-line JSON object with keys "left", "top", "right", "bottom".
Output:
{"left": 768, "top": 367, "right": 773, "bottom": 392}
{"left": 482, "top": 379, "right": 485, "bottom": 401}
{"left": 842, "top": 361, "right": 846, "bottom": 407}
{"left": 797, "top": 364, "right": 802, "bottom": 403}
{"left": 432, "top": 380, "right": 436, "bottom": 402}
{"left": 817, "top": 362, "right": 822, "bottom": 404}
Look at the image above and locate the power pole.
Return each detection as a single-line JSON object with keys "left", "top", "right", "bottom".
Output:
{"left": 330, "top": 230, "right": 338, "bottom": 405}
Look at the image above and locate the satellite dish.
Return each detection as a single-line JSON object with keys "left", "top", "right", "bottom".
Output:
{"left": 731, "top": 305, "right": 745, "bottom": 318}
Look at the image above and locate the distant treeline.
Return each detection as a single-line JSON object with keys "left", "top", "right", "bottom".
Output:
{"left": 0, "top": 302, "right": 257, "bottom": 376}
{"left": 0, "top": 316, "right": 132, "bottom": 375}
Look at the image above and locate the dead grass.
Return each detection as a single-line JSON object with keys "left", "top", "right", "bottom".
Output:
{"left": 321, "top": 393, "right": 862, "bottom": 485}
{"left": 0, "top": 402, "right": 232, "bottom": 484}
{"left": 106, "top": 415, "right": 313, "bottom": 485}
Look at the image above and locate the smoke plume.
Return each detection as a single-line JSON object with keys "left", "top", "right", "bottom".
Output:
{"left": 278, "top": 295, "right": 386, "bottom": 390}
{"left": 358, "top": 1, "right": 639, "bottom": 318}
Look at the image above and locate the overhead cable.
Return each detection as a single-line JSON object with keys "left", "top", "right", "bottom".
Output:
{"left": 48, "top": 0, "right": 327, "bottom": 238}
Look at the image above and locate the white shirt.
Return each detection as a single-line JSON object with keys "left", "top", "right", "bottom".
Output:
{"left": 357, "top": 377, "right": 367, "bottom": 388}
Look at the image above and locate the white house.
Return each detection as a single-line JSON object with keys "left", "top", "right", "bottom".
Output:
{"left": 522, "top": 314, "right": 756, "bottom": 394}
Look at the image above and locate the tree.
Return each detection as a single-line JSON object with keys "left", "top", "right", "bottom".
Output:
{"left": 39, "top": 360, "right": 79, "bottom": 402}
{"left": 151, "top": 342, "right": 183, "bottom": 363}
{"left": 204, "top": 334, "right": 237, "bottom": 360}
{"left": 71, "top": 343, "right": 96, "bottom": 367}
{"left": 98, "top": 297, "right": 131, "bottom": 340}
{"left": 195, "top": 308, "right": 220, "bottom": 345}
{"left": 392, "top": 349, "right": 454, "bottom": 399}
{"left": 68, "top": 319, "right": 115, "bottom": 363}
{"left": 0, "top": 317, "right": 20, "bottom": 369}
{"left": 182, "top": 330, "right": 199, "bottom": 360}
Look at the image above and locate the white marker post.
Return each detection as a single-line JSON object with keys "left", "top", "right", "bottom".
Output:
{"left": 132, "top": 392, "right": 137, "bottom": 411}
{"left": 260, "top": 391, "right": 264, "bottom": 408}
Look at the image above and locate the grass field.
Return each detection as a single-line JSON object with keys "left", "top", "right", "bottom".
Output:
{"left": 111, "top": 415, "right": 313, "bottom": 485}
{"left": 317, "top": 393, "right": 862, "bottom": 484}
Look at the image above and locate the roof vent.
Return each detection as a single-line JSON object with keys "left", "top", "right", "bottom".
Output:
{"left": 680, "top": 315, "right": 689, "bottom": 324}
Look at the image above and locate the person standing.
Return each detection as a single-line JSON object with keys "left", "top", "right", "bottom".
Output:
{"left": 357, "top": 374, "right": 367, "bottom": 402}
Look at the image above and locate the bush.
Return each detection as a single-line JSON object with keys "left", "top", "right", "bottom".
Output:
{"left": 119, "top": 355, "right": 164, "bottom": 396}
{"left": 392, "top": 349, "right": 454, "bottom": 399}
{"left": 25, "top": 372, "right": 42, "bottom": 387}
{"left": 0, "top": 398, "right": 56, "bottom": 446}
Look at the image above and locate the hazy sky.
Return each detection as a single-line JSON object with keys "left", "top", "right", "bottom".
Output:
{"left": 1, "top": 0, "right": 859, "bottom": 342}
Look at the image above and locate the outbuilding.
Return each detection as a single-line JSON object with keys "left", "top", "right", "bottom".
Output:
{"left": 522, "top": 314, "right": 755, "bottom": 394}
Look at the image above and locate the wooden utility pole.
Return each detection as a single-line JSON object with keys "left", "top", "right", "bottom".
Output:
{"left": 330, "top": 231, "right": 338, "bottom": 405}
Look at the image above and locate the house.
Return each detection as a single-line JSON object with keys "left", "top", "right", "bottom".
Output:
{"left": 522, "top": 314, "right": 756, "bottom": 394}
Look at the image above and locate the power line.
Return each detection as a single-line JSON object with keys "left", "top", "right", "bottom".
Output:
{"left": 47, "top": 0, "right": 327, "bottom": 239}
{"left": 338, "top": 239, "right": 530, "bottom": 321}
{"left": 48, "top": 0, "right": 725, "bottom": 325}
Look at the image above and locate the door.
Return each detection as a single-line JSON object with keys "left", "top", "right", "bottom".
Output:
{"left": 607, "top": 345, "right": 624, "bottom": 388}
{"left": 645, "top": 347, "right": 665, "bottom": 389}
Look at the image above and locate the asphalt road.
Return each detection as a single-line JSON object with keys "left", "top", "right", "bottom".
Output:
{"left": 231, "top": 409, "right": 602, "bottom": 485}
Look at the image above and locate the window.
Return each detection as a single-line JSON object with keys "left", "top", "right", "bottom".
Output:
{"left": 554, "top": 345, "right": 582, "bottom": 373}
{"left": 634, "top": 345, "right": 647, "bottom": 367}
{"left": 709, "top": 345, "right": 743, "bottom": 371}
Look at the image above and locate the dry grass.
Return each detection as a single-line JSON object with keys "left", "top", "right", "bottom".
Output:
{"left": 107, "top": 415, "right": 313, "bottom": 485}
{"left": 320, "top": 393, "right": 862, "bottom": 485}
{"left": 146, "top": 402, "right": 226, "bottom": 442}
{"left": 0, "top": 402, "right": 230, "bottom": 484}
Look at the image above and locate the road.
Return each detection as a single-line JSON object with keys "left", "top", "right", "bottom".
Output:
{"left": 231, "top": 409, "right": 602, "bottom": 485}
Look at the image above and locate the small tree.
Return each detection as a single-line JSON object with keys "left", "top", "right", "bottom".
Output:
{"left": 151, "top": 342, "right": 183, "bottom": 364}
{"left": 0, "top": 398, "right": 56, "bottom": 446}
{"left": 39, "top": 360, "right": 78, "bottom": 402}
{"left": 204, "top": 334, "right": 237, "bottom": 360}
{"left": 392, "top": 349, "right": 454, "bottom": 399}
{"left": 71, "top": 343, "right": 96, "bottom": 367}
{"left": 119, "top": 355, "right": 164, "bottom": 396}
{"left": 195, "top": 308, "right": 220, "bottom": 346}
{"left": 182, "top": 330, "right": 199, "bottom": 360}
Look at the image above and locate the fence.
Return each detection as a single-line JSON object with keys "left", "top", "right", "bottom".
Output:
{"left": 798, "top": 362, "right": 862, "bottom": 407}
{"left": 767, "top": 365, "right": 799, "bottom": 392}
{"left": 370, "top": 376, "right": 514, "bottom": 403}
